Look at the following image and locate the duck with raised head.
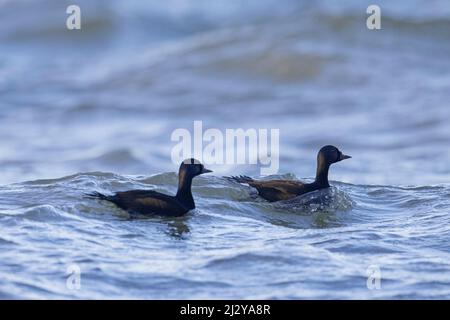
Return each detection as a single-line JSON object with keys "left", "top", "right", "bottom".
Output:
{"left": 226, "top": 145, "right": 351, "bottom": 202}
{"left": 87, "top": 158, "right": 212, "bottom": 216}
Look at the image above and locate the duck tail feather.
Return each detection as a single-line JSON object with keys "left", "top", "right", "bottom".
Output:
{"left": 224, "top": 175, "right": 255, "bottom": 184}
{"left": 85, "top": 191, "right": 110, "bottom": 200}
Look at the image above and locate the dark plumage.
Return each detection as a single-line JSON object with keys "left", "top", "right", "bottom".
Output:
{"left": 226, "top": 145, "right": 351, "bottom": 202}
{"left": 87, "top": 159, "right": 212, "bottom": 216}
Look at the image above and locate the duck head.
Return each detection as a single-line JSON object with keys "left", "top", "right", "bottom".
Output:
{"left": 179, "top": 158, "right": 212, "bottom": 178}
{"left": 315, "top": 145, "right": 351, "bottom": 187}
{"left": 176, "top": 159, "right": 212, "bottom": 209}
{"left": 318, "top": 145, "right": 351, "bottom": 166}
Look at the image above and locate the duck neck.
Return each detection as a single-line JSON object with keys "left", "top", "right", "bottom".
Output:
{"left": 176, "top": 171, "right": 195, "bottom": 209}
{"left": 315, "top": 159, "right": 330, "bottom": 188}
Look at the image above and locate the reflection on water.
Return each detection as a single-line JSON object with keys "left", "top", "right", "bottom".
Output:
{"left": 166, "top": 218, "right": 191, "bottom": 238}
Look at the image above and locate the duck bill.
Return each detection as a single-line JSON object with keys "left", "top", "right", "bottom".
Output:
{"left": 339, "top": 154, "right": 351, "bottom": 161}
{"left": 201, "top": 168, "right": 213, "bottom": 174}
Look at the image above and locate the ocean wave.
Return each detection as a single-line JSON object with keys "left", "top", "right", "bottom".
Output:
{"left": 0, "top": 172, "right": 449, "bottom": 298}
{"left": 4, "top": 172, "right": 447, "bottom": 219}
